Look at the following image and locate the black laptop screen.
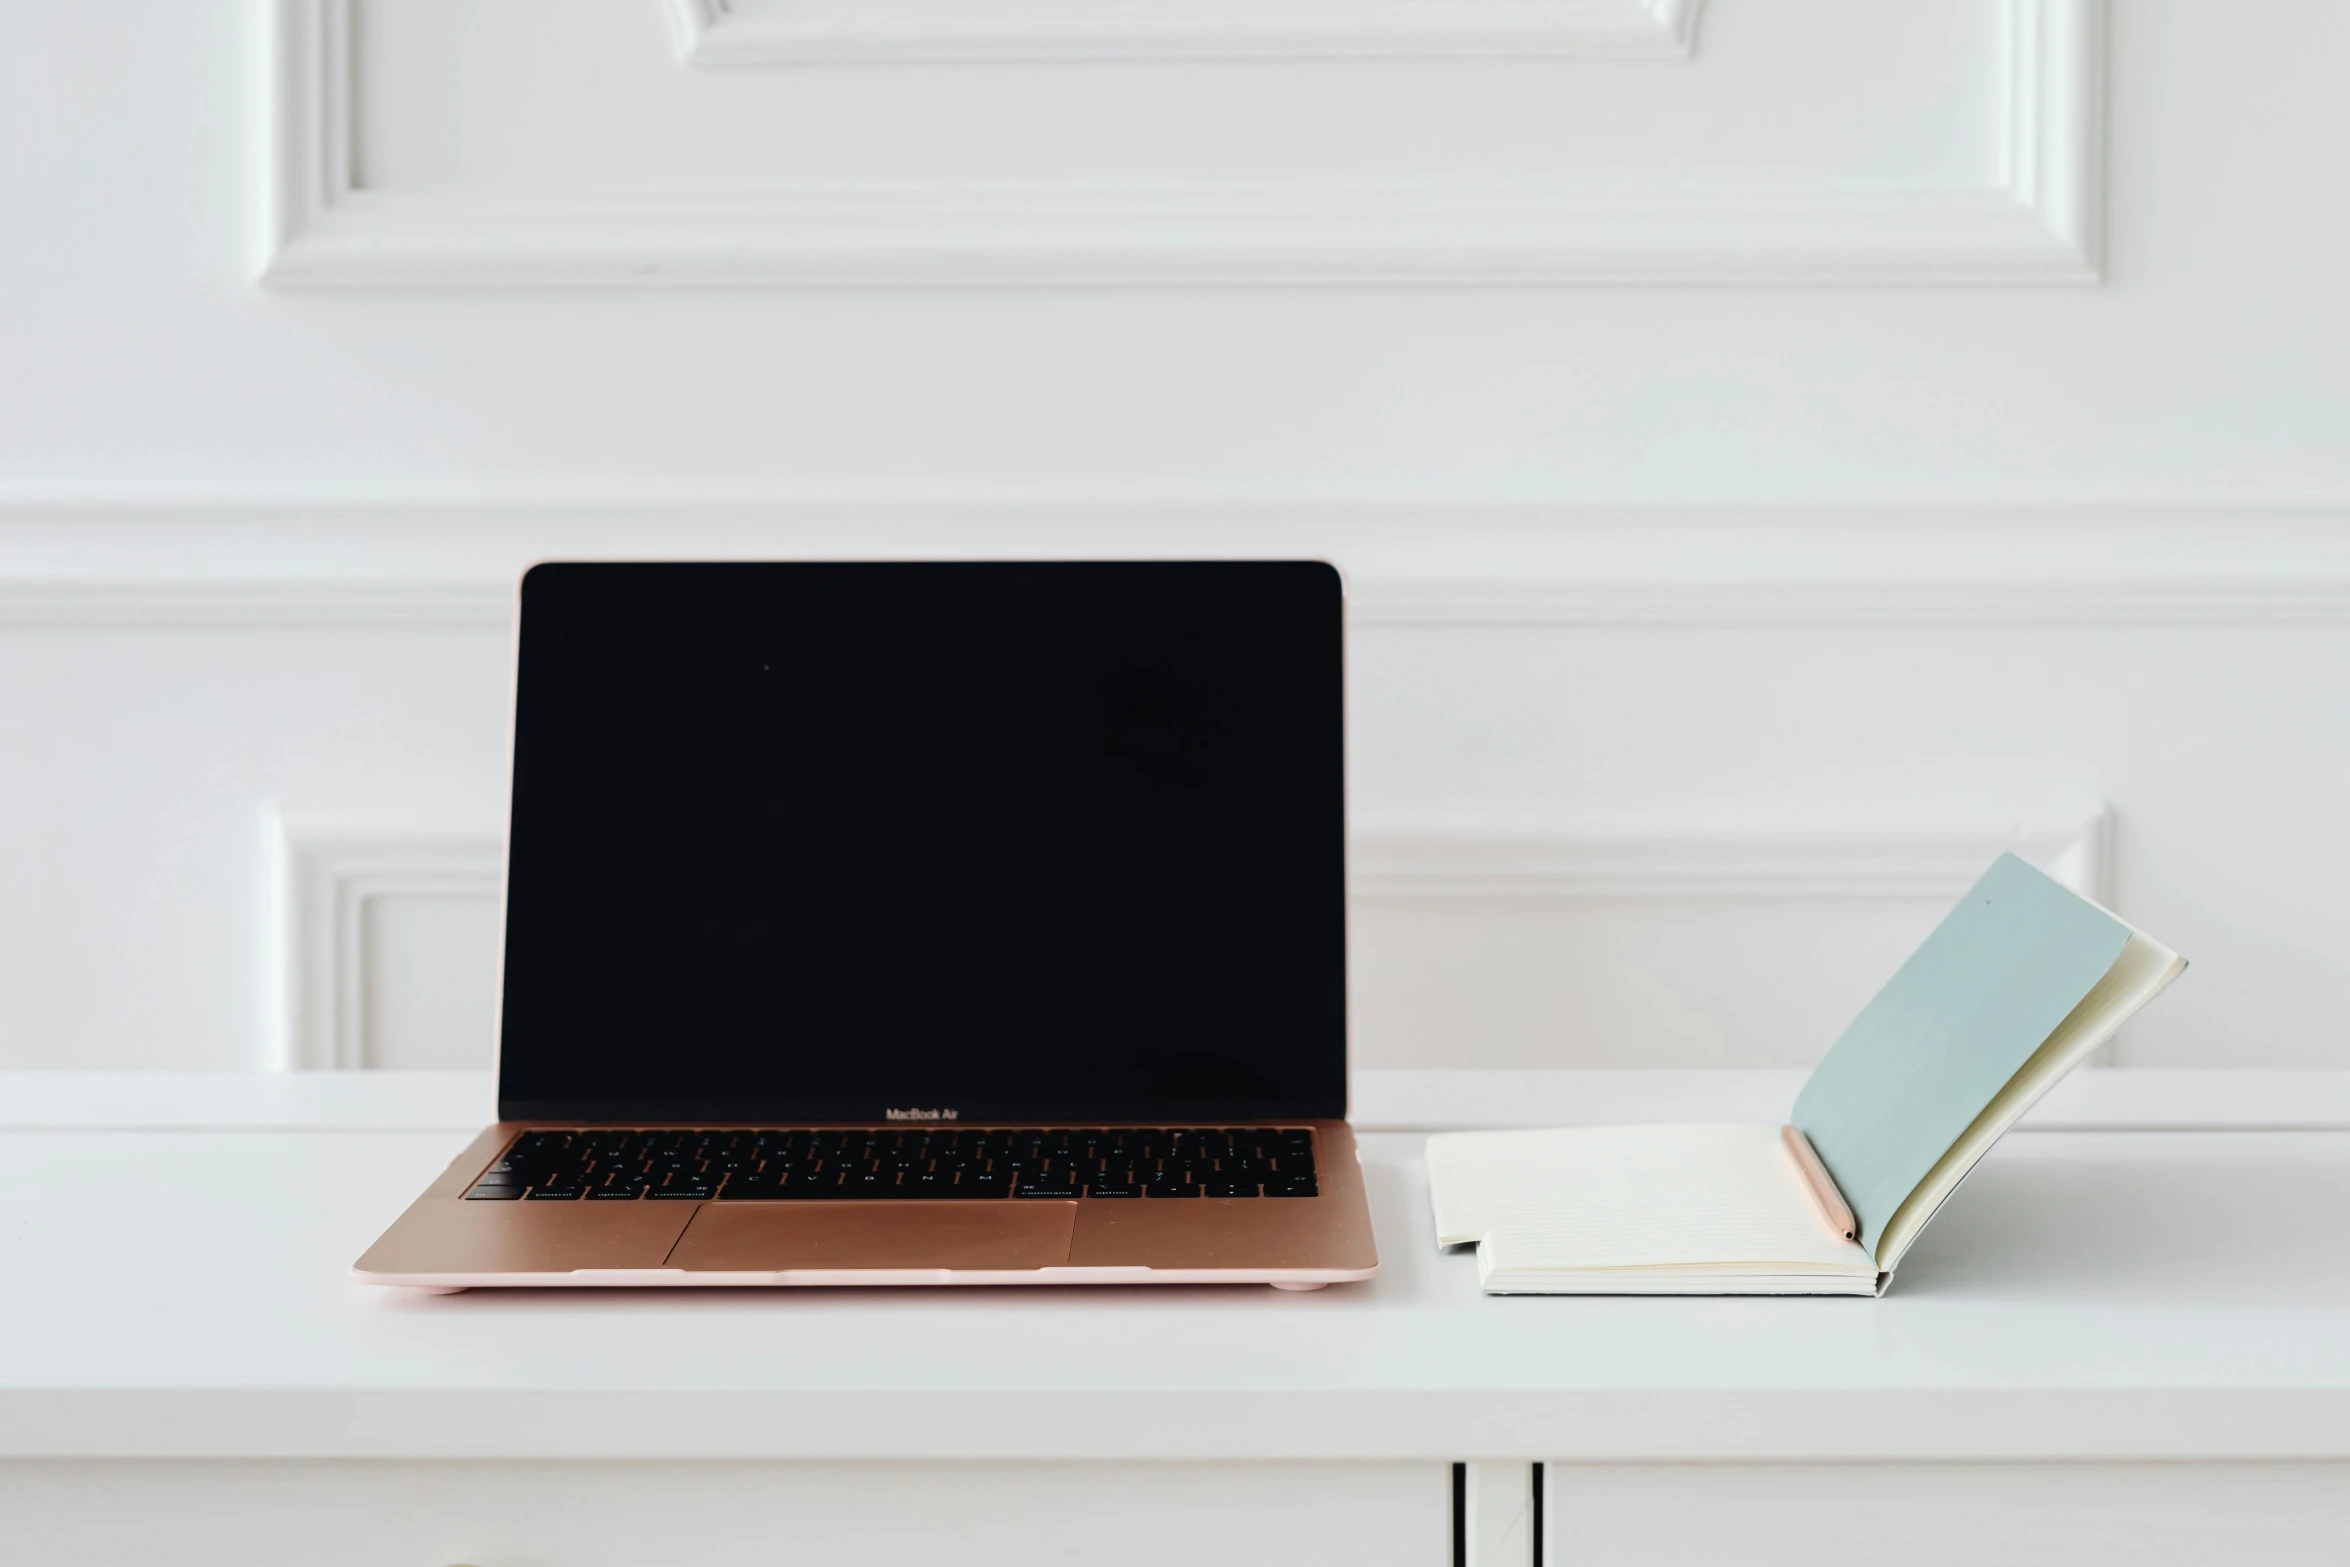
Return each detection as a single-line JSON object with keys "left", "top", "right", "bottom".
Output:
{"left": 497, "top": 561, "right": 1347, "bottom": 1122}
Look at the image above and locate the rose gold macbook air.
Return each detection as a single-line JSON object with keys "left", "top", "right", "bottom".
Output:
{"left": 356, "top": 561, "right": 1378, "bottom": 1291}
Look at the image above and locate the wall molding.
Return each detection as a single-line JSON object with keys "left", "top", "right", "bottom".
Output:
{"left": 9, "top": 573, "right": 2349, "bottom": 632}
{"left": 0, "top": 579, "right": 516, "bottom": 631}
{"left": 664, "top": 0, "right": 1703, "bottom": 65}
{"left": 256, "top": 0, "right": 2103, "bottom": 287}
{"left": 272, "top": 816, "right": 503, "bottom": 1071}
{"left": 14, "top": 495, "right": 2350, "bottom": 630}
{"left": 258, "top": 808, "right": 2107, "bottom": 1072}
{"left": 1350, "top": 811, "right": 2109, "bottom": 902}
{"left": 1347, "top": 575, "right": 2350, "bottom": 629}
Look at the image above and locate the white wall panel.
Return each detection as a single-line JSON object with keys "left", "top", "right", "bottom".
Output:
{"left": 273, "top": 816, "right": 502, "bottom": 1070}
{"left": 1353, "top": 809, "right": 2108, "bottom": 1069}
{"left": 0, "top": 5, "right": 2335, "bottom": 492}
{"left": 1, "top": 2, "right": 2347, "bottom": 1072}
{"left": 357, "top": 890, "right": 499, "bottom": 1071}
{"left": 0, "top": 624, "right": 511, "bottom": 1070}
{"left": 264, "top": 0, "right": 2094, "bottom": 284}
{"left": 2, "top": 504, "right": 2345, "bottom": 1072}
{"left": 664, "top": 0, "right": 1706, "bottom": 64}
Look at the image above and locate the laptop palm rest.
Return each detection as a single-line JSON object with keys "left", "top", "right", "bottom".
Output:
{"left": 665, "top": 1202, "right": 1078, "bottom": 1272}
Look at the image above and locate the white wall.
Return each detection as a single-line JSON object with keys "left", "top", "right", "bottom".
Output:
{"left": 1, "top": 1, "right": 2345, "bottom": 1073}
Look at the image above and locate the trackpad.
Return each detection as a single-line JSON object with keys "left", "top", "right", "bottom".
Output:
{"left": 667, "top": 1202, "right": 1077, "bottom": 1272}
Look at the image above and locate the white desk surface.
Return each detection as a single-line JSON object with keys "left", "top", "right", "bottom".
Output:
{"left": 4, "top": 1070, "right": 2349, "bottom": 1465}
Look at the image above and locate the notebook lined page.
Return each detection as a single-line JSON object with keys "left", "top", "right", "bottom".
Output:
{"left": 1428, "top": 1124, "right": 1877, "bottom": 1273}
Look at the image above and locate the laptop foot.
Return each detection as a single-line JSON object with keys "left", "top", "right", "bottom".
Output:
{"left": 407, "top": 1285, "right": 468, "bottom": 1295}
{"left": 1270, "top": 1281, "right": 1328, "bottom": 1291}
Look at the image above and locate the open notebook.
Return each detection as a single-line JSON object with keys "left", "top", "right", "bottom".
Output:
{"left": 1426, "top": 854, "right": 2187, "bottom": 1295}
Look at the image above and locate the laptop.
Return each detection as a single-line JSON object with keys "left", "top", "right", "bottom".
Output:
{"left": 356, "top": 560, "right": 1380, "bottom": 1291}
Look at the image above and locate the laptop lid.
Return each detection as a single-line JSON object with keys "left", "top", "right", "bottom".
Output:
{"left": 496, "top": 561, "right": 1347, "bottom": 1124}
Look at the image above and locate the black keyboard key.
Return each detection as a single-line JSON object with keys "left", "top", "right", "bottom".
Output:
{"left": 1265, "top": 1176, "right": 1319, "bottom": 1197}
{"left": 722, "top": 1178, "right": 781, "bottom": 1199}
{"left": 780, "top": 1175, "right": 840, "bottom": 1198}
{"left": 586, "top": 1184, "right": 645, "bottom": 1200}
{"left": 525, "top": 1185, "right": 585, "bottom": 1200}
{"left": 465, "top": 1183, "right": 525, "bottom": 1200}
{"left": 651, "top": 1183, "right": 716, "bottom": 1200}
{"left": 1145, "top": 1182, "right": 1202, "bottom": 1198}
{"left": 959, "top": 1174, "right": 1010, "bottom": 1199}
{"left": 1200, "top": 1181, "right": 1256, "bottom": 1198}
{"left": 1085, "top": 1181, "right": 1139, "bottom": 1198}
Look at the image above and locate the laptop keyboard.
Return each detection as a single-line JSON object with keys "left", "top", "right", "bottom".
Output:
{"left": 462, "top": 1126, "right": 1320, "bottom": 1202}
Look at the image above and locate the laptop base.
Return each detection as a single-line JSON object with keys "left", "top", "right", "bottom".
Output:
{"left": 356, "top": 1120, "right": 1379, "bottom": 1291}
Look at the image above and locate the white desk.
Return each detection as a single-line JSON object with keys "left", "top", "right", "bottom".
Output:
{"left": 5, "top": 1071, "right": 2350, "bottom": 1565}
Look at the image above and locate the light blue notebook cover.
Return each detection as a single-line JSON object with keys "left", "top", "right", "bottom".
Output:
{"left": 1791, "top": 853, "right": 2129, "bottom": 1255}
